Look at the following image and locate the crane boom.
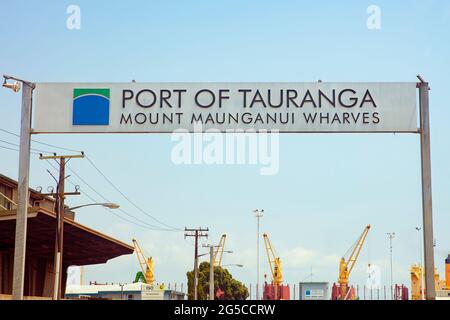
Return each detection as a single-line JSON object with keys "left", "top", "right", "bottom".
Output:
{"left": 263, "top": 233, "right": 282, "bottom": 285}
{"left": 132, "top": 238, "right": 155, "bottom": 285}
{"left": 213, "top": 234, "right": 227, "bottom": 267}
{"left": 346, "top": 224, "right": 371, "bottom": 275}
{"left": 338, "top": 224, "right": 371, "bottom": 300}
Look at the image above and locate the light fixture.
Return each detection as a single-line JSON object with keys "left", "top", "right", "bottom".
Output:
{"left": 67, "top": 202, "right": 120, "bottom": 211}
{"left": 2, "top": 78, "right": 21, "bottom": 92}
{"left": 103, "top": 203, "right": 120, "bottom": 209}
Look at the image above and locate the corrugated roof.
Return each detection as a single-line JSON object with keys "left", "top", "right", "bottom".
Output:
{"left": 0, "top": 207, "right": 134, "bottom": 265}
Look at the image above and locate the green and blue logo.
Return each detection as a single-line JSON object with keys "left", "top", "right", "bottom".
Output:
{"left": 72, "top": 88, "right": 110, "bottom": 125}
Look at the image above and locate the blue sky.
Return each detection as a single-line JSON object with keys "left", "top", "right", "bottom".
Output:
{"left": 1, "top": 1, "right": 450, "bottom": 298}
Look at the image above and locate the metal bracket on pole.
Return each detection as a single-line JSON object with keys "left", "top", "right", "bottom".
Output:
{"left": 417, "top": 74, "right": 436, "bottom": 300}
{"left": 3, "top": 74, "right": 35, "bottom": 90}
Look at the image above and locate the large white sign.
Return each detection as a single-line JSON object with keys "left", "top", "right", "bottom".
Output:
{"left": 33, "top": 83, "right": 417, "bottom": 133}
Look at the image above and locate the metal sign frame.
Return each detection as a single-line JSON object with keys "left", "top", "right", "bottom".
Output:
{"left": 4, "top": 75, "right": 436, "bottom": 300}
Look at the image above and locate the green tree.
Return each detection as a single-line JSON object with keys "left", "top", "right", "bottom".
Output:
{"left": 187, "top": 262, "right": 249, "bottom": 300}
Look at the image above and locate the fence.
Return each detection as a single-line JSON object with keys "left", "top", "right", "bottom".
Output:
{"left": 246, "top": 283, "right": 409, "bottom": 300}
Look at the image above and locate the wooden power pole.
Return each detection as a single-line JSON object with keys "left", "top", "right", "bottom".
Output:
{"left": 39, "top": 153, "right": 84, "bottom": 299}
{"left": 184, "top": 227, "right": 208, "bottom": 300}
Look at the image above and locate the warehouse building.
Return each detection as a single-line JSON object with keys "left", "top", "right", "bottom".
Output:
{"left": 0, "top": 173, "right": 134, "bottom": 299}
{"left": 66, "top": 283, "right": 185, "bottom": 300}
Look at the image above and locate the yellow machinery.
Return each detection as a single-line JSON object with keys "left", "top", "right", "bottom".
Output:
{"left": 447, "top": 255, "right": 450, "bottom": 289}
{"left": 132, "top": 238, "right": 155, "bottom": 285}
{"left": 213, "top": 234, "right": 227, "bottom": 267}
{"left": 411, "top": 255, "right": 450, "bottom": 300}
{"left": 338, "top": 225, "right": 371, "bottom": 300}
{"left": 262, "top": 233, "right": 289, "bottom": 300}
{"left": 263, "top": 233, "right": 283, "bottom": 286}
{"left": 410, "top": 265, "right": 423, "bottom": 300}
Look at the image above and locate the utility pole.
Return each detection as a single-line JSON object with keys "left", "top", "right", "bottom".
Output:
{"left": 387, "top": 232, "right": 395, "bottom": 300}
{"left": 3, "top": 75, "right": 35, "bottom": 300}
{"left": 40, "top": 153, "right": 84, "bottom": 299}
{"left": 416, "top": 226, "right": 425, "bottom": 300}
{"left": 184, "top": 227, "right": 208, "bottom": 300}
{"left": 253, "top": 209, "right": 264, "bottom": 300}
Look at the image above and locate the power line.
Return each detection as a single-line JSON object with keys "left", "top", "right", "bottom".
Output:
{"left": 0, "top": 138, "right": 54, "bottom": 154}
{"left": 0, "top": 144, "right": 21, "bottom": 153}
{"left": 0, "top": 139, "right": 22, "bottom": 148}
{"left": 76, "top": 183, "right": 169, "bottom": 231}
{"left": 64, "top": 163, "right": 176, "bottom": 231}
{"left": 85, "top": 155, "right": 182, "bottom": 231}
{"left": 0, "top": 128, "right": 81, "bottom": 153}
{"left": 0, "top": 144, "right": 40, "bottom": 155}
{"left": 1, "top": 137, "right": 180, "bottom": 231}
{"left": 46, "top": 159, "right": 178, "bottom": 232}
{"left": 46, "top": 159, "right": 164, "bottom": 230}
{"left": 1, "top": 128, "right": 182, "bottom": 231}
{"left": 47, "top": 160, "right": 170, "bottom": 231}
{"left": 0, "top": 129, "right": 21, "bottom": 138}
{"left": 74, "top": 181, "right": 163, "bottom": 230}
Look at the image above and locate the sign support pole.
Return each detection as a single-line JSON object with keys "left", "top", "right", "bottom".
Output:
{"left": 418, "top": 76, "right": 436, "bottom": 300}
{"left": 11, "top": 80, "right": 34, "bottom": 300}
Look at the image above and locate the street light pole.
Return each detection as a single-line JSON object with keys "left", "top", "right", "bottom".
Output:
{"left": 199, "top": 245, "right": 234, "bottom": 301}
{"left": 387, "top": 232, "right": 395, "bottom": 300}
{"left": 209, "top": 246, "right": 214, "bottom": 301}
{"left": 120, "top": 283, "right": 124, "bottom": 300}
{"left": 416, "top": 227, "right": 425, "bottom": 300}
{"left": 254, "top": 209, "right": 264, "bottom": 300}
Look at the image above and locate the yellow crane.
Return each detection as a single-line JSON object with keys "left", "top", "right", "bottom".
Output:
{"left": 213, "top": 234, "right": 227, "bottom": 267}
{"left": 132, "top": 238, "right": 155, "bottom": 285}
{"left": 410, "top": 264, "right": 423, "bottom": 300}
{"left": 338, "top": 225, "right": 371, "bottom": 300}
{"left": 263, "top": 233, "right": 283, "bottom": 286}
{"left": 410, "top": 264, "right": 447, "bottom": 300}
